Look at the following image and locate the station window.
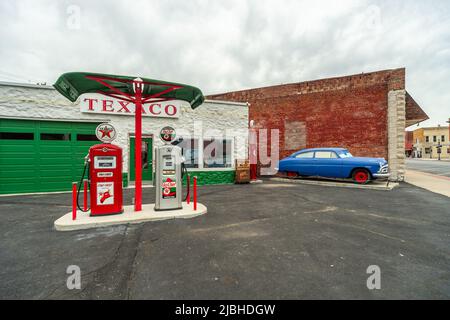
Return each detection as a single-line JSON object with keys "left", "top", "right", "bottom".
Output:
{"left": 425, "top": 136, "right": 429, "bottom": 143}
{"left": 179, "top": 138, "right": 200, "bottom": 168}
{"left": 203, "top": 139, "right": 232, "bottom": 168}
{"left": 441, "top": 135, "right": 445, "bottom": 142}
{"left": 433, "top": 136, "right": 437, "bottom": 143}
{"left": 40, "top": 133, "right": 71, "bottom": 141}
{"left": 77, "top": 134, "right": 99, "bottom": 141}
{"left": 0, "top": 132, "right": 34, "bottom": 140}
{"left": 425, "top": 148, "right": 431, "bottom": 154}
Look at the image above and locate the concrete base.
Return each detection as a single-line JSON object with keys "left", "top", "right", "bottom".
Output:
{"left": 54, "top": 202, "right": 207, "bottom": 231}
{"left": 268, "top": 177, "right": 398, "bottom": 191}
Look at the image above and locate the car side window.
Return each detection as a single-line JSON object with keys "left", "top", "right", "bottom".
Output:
{"left": 315, "top": 151, "right": 338, "bottom": 159}
{"left": 295, "top": 152, "right": 314, "bottom": 159}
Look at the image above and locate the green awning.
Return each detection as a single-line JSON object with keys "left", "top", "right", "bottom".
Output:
{"left": 53, "top": 72, "right": 205, "bottom": 109}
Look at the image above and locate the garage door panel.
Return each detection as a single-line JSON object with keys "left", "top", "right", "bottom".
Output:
{"left": 40, "top": 154, "right": 74, "bottom": 160}
{"left": 0, "top": 185, "right": 38, "bottom": 194}
{"left": 38, "top": 145, "right": 72, "bottom": 153}
{"left": 39, "top": 168, "right": 73, "bottom": 176}
{"left": 0, "top": 158, "right": 38, "bottom": 166}
{"left": 0, "top": 146, "right": 36, "bottom": 153}
{"left": 38, "top": 181, "right": 72, "bottom": 191}
{"left": 0, "top": 169, "right": 36, "bottom": 178}
{"left": 0, "top": 119, "right": 99, "bottom": 194}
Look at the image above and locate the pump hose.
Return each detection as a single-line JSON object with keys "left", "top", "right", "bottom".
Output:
{"left": 76, "top": 161, "right": 90, "bottom": 212}
{"left": 182, "top": 162, "right": 189, "bottom": 202}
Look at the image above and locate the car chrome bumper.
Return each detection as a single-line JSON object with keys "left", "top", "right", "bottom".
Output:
{"left": 373, "top": 173, "right": 391, "bottom": 178}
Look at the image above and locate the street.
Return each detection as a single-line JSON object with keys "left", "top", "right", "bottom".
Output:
{"left": 1, "top": 181, "right": 449, "bottom": 299}
{"left": 406, "top": 159, "right": 450, "bottom": 177}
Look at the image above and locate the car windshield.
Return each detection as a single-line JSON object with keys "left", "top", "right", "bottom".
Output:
{"left": 338, "top": 151, "right": 353, "bottom": 158}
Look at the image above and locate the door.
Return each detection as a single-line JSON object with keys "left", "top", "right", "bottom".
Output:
{"left": 292, "top": 151, "right": 315, "bottom": 176}
{"left": 129, "top": 137, "right": 153, "bottom": 182}
{"left": 0, "top": 119, "right": 100, "bottom": 194}
{"left": 311, "top": 151, "right": 343, "bottom": 178}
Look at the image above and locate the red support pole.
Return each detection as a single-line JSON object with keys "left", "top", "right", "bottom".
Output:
{"left": 193, "top": 176, "right": 197, "bottom": 211}
{"left": 186, "top": 175, "right": 190, "bottom": 204}
{"left": 134, "top": 80, "right": 143, "bottom": 212}
{"left": 72, "top": 182, "right": 77, "bottom": 221}
{"left": 249, "top": 128, "right": 258, "bottom": 181}
{"left": 83, "top": 179, "right": 88, "bottom": 212}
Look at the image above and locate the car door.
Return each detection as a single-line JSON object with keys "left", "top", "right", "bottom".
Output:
{"left": 293, "top": 151, "right": 315, "bottom": 176}
{"left": 312, "top": 151, "right": 343, "bottom": 178}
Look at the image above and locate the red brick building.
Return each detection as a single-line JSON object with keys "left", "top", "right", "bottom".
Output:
{"left": 208, "top": 68, "right": 428, "bottom": 181}
{"left": 405, "top": 131, "right": 414, "bottom": 157}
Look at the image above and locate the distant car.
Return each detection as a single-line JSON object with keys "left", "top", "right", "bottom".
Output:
{"left": 276, "top": 148, "right": 390, "bottom": 184}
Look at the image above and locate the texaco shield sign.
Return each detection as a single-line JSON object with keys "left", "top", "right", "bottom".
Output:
{"left": 95, "top": 123, "right": 117, "bottom": 143}
{"left": 78, "top": 93, "right": 183, "bottom": 118}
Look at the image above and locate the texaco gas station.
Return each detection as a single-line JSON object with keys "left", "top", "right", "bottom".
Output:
{"left": 52, "top": 73, "right": 210, "bottom": 230}
{"left": 0, "top": 73, "right": 249, "bottom": 230}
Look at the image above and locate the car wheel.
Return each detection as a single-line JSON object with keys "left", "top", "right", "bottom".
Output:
{"left": 352, "top": 169, "right": 371, "bottom": 184}
{"left": 287, "top": 172, "right": 299, "bottom": 179}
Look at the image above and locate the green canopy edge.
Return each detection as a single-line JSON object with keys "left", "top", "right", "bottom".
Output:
{"left": 53, "top": 72, "right": 205, "bottom": 109}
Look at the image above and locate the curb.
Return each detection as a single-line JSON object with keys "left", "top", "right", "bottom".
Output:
{"left": 267, "top": 177, "right": 398, "bottom": 191}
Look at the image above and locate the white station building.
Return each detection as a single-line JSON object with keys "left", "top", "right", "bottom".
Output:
{"left": 0, "top": 81, "right": 249, "bottom": 195}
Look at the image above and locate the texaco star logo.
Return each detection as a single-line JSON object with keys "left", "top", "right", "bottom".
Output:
{"left": 160, "top": 126, "right": 176, "bottom": 144}
{"left": 99, "top": 127, "right": 113, "bottom": 138}
{"left": 95, "top": 123, "right": 117, "bottom": 143}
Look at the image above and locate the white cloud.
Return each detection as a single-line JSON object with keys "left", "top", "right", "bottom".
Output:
{"left": 0, "top": 0, "right": 449, "bottom": 126}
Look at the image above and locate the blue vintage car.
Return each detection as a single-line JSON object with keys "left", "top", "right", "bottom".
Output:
{"left": 276, "top": 148, "right": 390, "bottom": 184}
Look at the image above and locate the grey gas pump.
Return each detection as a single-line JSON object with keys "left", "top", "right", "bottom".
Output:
{"left": 154, "top": 126, "right": 183, "bottom": 211}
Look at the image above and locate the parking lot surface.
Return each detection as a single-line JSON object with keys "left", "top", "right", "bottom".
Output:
{"left": 1, "top": 180, "right": 449, "bottom": 299}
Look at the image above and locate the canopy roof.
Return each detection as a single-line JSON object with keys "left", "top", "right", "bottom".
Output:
{"left": 53, "top": 72, "right": 205, "bottom": 109}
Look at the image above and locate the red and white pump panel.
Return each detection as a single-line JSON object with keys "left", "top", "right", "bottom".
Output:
{"left": 89, "top": 144, "right": 123, "bottom": 216}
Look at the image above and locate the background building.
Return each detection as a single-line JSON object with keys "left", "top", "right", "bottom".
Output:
{"left": 412, "top": 126, "right": 450, "bottom": 159}
{"left": 0, "top": 82, "right": 248, "bottom": 195}
{"left": 405, "top": 131, "right": 414, "bottom": 157}
{"left": 209, "top": 68, "right": 429, "bottom": 181}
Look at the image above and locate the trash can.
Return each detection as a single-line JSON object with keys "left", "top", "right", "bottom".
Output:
{"left": 235, "top": 159, "right": 250, "bottom": 184}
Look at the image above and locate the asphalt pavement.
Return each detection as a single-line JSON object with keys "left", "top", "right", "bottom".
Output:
{"left": 406, "top": 159, "right": 450, "bottom": 177}
{"left": 1, "top": 181, "right": 450, "bottom": 299}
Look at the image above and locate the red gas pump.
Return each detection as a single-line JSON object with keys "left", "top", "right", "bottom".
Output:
{"left": 88, "top": 143, "right": 123, "bottom": 216}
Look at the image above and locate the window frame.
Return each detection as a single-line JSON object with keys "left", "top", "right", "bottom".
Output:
{"left": 295, "top": 151, "right": 315, "bottom": 159}
{"left": 40, "top": 133, "right": 71, "bottom": 141}
{"left": 202, "top": 136, "right": 234, "bottom": 170}
{"left": 0, "top": 132, "right": 34, "bottom": 140}
{"left": 314, "top": 151, "right": 339, "bottom": 159}
{"left": 178, "top": 136, "right": 201, "bottom": 169}
{"left": 178, "top": 136, "right": 235, "bottom": 171}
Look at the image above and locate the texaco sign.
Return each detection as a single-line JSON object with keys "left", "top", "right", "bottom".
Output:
{"left": 95, "top": 123, "right": 117, "bottom": 143}
{"left": 78, "top": 93, "right": 182, "bottom": 118}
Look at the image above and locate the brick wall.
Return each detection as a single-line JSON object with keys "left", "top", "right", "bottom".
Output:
{"left": 208, "top": 68, "right": 408, "bottom": 179}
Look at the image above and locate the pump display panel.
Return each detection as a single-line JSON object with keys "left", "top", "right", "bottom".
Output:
{"left": 94, "top": 156, "right": 117, "bottom": 169}
{"left": 163, "top": 155, "right": 175, "bottom": 169}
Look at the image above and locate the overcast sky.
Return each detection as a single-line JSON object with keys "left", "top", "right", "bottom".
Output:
{"left": 0, "top": 0, "right": 449, "bottom": 128}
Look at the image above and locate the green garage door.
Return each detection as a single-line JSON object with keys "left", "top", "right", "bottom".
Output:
{"left": 0, "top": 119, "right": 100, "bottom": 195}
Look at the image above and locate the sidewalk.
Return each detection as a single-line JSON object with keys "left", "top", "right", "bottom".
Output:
{"left": 409, "top": 158, "right": 450, "bottom": 162}
{"left": 405, "top": 170, "right": 450, "bottom": 197}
